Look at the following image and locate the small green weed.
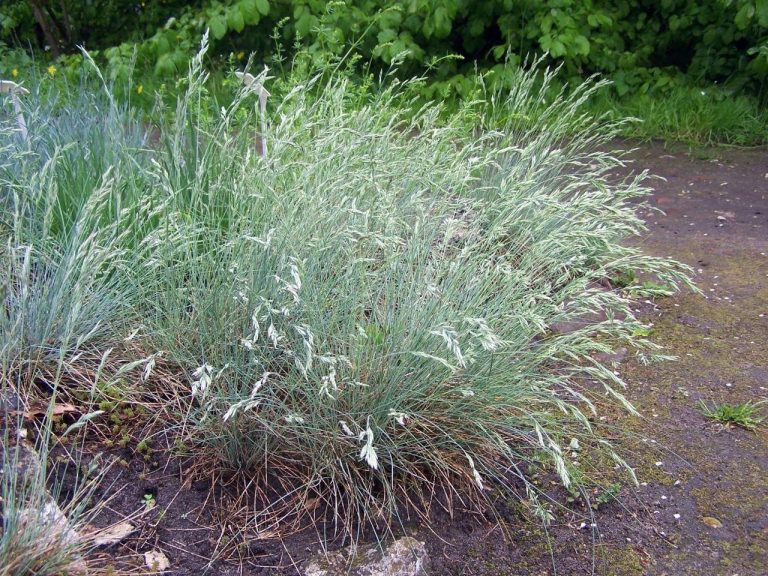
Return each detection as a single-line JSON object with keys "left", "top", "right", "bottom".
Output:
{"left": 626, "top": 280, "right": 675, "bottom": 298}
{"left": 593, "top": 482, "right": 621, "bottom": 509}
{"left": 611, "top": 269, "right": 637, "bottom": 288}
{"left": 631, "top": 326, "right": 653, "bottom": 338}
{"left": 142, "top": 491, "right": 156, "bottom": 510}
{"left": 700, "top": 400, "right": 766, "bottom": 430}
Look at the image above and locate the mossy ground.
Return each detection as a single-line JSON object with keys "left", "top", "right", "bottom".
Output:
{"left": 605, "top": 145, "right": 768, "bottom": 576}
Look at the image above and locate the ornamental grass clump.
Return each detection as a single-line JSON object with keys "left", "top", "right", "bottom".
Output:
{"left": 0, "top": 85, "right": 148, "bottom": 383}
{"left": 135, "top": 43, "right": 692, "bottom": 535}
{"left": 1, "top": 38, "right": 693, "bottom": 542}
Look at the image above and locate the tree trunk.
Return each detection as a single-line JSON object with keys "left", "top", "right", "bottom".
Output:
{"left": 45, "top": 2, "right": 73, "bottom": 49}
{"left": 59, "top": 0, "right": 73, "bottom": 45}
{"left": 27, "top": 0, "right": 62, "bottom": 57}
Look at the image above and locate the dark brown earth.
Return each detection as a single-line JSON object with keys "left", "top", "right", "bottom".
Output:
{"left": 46, "top": 143, "right": 768, "bottom": 575}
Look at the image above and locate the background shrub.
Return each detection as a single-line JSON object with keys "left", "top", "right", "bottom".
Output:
{"left": 1, "top": 0, "right": 766, "bottom": 99}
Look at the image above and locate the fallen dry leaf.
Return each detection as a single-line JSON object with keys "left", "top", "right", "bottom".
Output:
{"left": 144, "top": 550, "right": 170, "bottom": 572}
{"left": 19, "top": 403, "right": 79, "bottom": 419}
{"left": 91, "top": 521, "right": 136, "bottom": 546}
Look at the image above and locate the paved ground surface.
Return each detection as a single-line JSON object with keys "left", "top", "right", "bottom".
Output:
{"left": 615, "top": 144, "right": 768, "bottom": 576}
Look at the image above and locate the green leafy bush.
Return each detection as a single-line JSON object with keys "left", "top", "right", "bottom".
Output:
{"left": 4, "top": 1, "right": 767, "bottom": 101}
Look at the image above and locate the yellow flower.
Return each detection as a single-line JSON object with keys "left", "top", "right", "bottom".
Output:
{"left": 11, "top": 69, "right": 18, "bottom": 78}
{"left": 237, "top": 51, "right": 245, "bottom": 61}
{"left": 47, "top": 65, "right": 57, "bottom": 76}
{"left": 137, "top": 84, "right": 144, "bottom": 95}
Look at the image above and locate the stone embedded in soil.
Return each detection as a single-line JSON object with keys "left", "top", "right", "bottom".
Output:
{"left": 7, "top": 439, "right": 88, "bottom": 575}
{"left": 595, "top": 346, "right": 629, "bottom": 365}
{"left": 303, "top": 536, "right": 429, "bottom": 576}
{"left": 144, "top": 549, "right": 171, "bottom": 571}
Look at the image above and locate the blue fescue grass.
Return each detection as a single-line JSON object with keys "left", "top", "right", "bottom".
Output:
{"left": 1, "top": 37, "right": 694, "bottom": 545}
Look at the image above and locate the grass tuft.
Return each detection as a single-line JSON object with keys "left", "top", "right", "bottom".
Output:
{"left": 0, "top": 400, "right": 106, "bottom": 576}
{"left": 700, "top": 400, "right": 766, "bottom": 430}
{"left": 588, "top": 84, "right": 768, "bottom": 147}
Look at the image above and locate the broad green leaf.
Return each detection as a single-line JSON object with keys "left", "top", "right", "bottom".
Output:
{"left": 239, "top": 0, "right": 258, "bottom": 22}
{"left": 468, "top": 17, "right": 485, "bottom": 37}
{"left": 540, "top": 14, "right": 553, "bottom": 34}
{"left": 614, "top": 74, "right": 630, "bottom": 96}
{"left": 296, "top": 12, "right": 314, "bottom": 36}
{"left": 757, "top": 0, "right": 768, "bottom": 26}
{"left": 155, "top": 52, "right": 175, "bottom": 75}
{"left": 155, "top": 35, "right": 170, "bottom": 55}
{"left": 379, "top": 8, "right": 402, "bottom": 28}
{"left": 551, "top": 38, "right": 566, "bottom": 57}
{"left": 377, "top": 28, "right": 397, "bottom": 44}
{"left": 539, "top": 34, "right": 552, "bottom": 52}
{"left": 228, "top": 8, "right": 245, "bottom": 33}
{"left": 422, "top": 15, "right": 434, "bottom": 39}
{"left": 208, "top": 14, "right": 227, "bottom": 39}
{"left": 573, "top": 34, "right": 590, "bottom": 56}
{"left": 434, "top": 6, "right": 451, "bottom": 38}
{"left": 735, "top": 3, "right": 755, "bottom": 29}
{"left": 256, "top": 0, "right": 270, "bottom": 16}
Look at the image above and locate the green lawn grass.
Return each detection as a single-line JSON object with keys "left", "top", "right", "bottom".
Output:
{"left": 588, "top": 84, "right": 768, "bottom": 147}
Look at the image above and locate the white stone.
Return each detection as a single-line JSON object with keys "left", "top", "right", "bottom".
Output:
{"left": 303, "top": 536, "right": 428, "bottom": 576}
